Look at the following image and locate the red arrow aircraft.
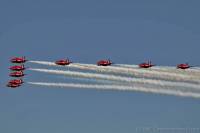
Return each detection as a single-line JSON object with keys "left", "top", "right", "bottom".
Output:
{"left": 55, "top": 59, "right": 72, "bottom": 66}
{"left": 7, "top": 83, "right": 21, "bottom": 88}
{"left": 10, "top": 56, "right": 27, "bottom": 63}
{"left": 177, "top": 63, "right": 191, "bottom": 69}
{"left": 97, "top": 59, "right": 112, "bottom": 66}
{"left": 139, "top": 61, "right": 155, "bottom": 68}
{"left": 9, "top": 71, "right": 25, "bottom": 77}
{"left": 8, "top": 79, "right": 24, "bottom": 85}
{"left": 9, "top": 65, "right": 26, "bottom": 71}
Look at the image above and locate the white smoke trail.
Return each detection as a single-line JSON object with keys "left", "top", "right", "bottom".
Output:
{"left": 29, "top": 68, "right": 200, "bottom": 92}
{"left": 28, "top": 82, "right": 200, "bottom": 99}
{"left": 117, "top": 64, "right": 200, "bottom": 72}
{"left": 117, "top": 64, "right": 200, "bottom": 77}
{"left": 62, "top": 76, "right": 118, "bottom": 85}
{"left": 115, "top": 64, "right": 139, "bottom": 68}
{"left": 76, "top": 63, "right": 200, "bottom": 82}
{"left": 29, "top": 61, "right": 59, "bottom": 67}
{"left": 29, "top": 61, "right": 200, "bottom": 83}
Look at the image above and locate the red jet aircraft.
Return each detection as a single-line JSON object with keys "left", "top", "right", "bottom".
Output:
{"left": 8, "top": 79, "right": 24, "bottom": 85}
{"left": 177, "top": 63, "right": 191, "bottom": 69}
{"left": 9, "top": 71, "right": 25, "bottom": 77}
{"left": 9, "top": 65, "right": 26, "bottom": 71}
{"left": 139, "top": 61, "right": 155, "bottom": 68}
{"left": 97, "top": 59, "right": 112, "bottom": 66}
{"left": 7, "top": 83, "right": 21, "bottom": 88}
{"left": 55, "top": 59, "right": 72, "bottom": 66}
{"left": 10, "top": 56, "right": 27, "bottom": 63}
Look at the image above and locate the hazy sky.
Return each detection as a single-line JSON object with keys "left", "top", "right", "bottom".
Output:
{"left": 0, "top": 0, "right": 200, "bottom": 133}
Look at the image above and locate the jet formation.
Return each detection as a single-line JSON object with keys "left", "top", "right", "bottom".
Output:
{"left": 7, "top": 56, "right": 195, "bottom": 88}
{"left": 7, "top": 57, "right": 27, "bottom": 88}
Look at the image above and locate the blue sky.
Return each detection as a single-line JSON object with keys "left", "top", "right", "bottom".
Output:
{"left": 0, "top": 0, "right": 200, "bottom": 132}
